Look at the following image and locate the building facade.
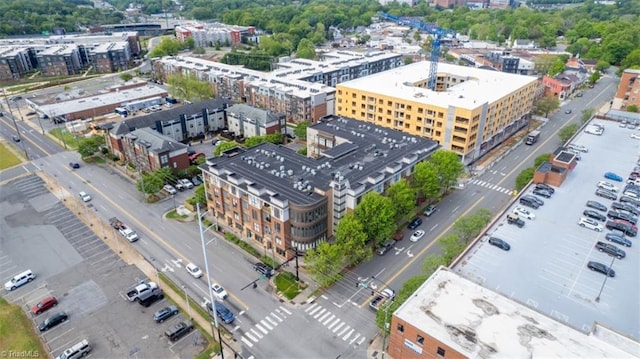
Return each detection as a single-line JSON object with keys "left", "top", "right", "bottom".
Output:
{"left": 0, "top": 47, "right": 36, "bottom": 81}
{"left": 335, "top": 61, "right": 538, "bottom": 164}
{"left": 120, "top": 127, "right": 190, "bottom": 172}
{"left": 200, "top": 115, "right": 438, "bottom": 258}
{"left": 175, "top": 22, "right": 256, "bottom": 47}
{"left": 615, "top": 69, "right": 640, "bottom": 110}
{"left": 226, "top": 104, "right": 286, "bottom": 139}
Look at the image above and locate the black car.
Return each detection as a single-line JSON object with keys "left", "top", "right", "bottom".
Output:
{"left": 583, "top": 209, "right": 606, "bottom": 222}
{"left": 611, "top": 202, "right": 640, "bottom": 216}
{"left": 523, "top": 195, "right": 544, "bottom": 206}
{"left": 595, "top": 188, "right": 617, "bottom": 201}
{"left": 376, "top": 241, "right": 395, "bottom": 256}
{"left": 407, "top": 217, "right": 422, "bottom": 230}
{"left": 534, "top": 183, "right": 555, "bottom": 193}
{"left": 586, "top": 200, "right": 607, "bottom": 212}
{"left": 11, "top": 135, "right": 20, "bottom": 142}
{"left": 154, "top": 305, "right": 179, "bottom": 323}
{"left": 607, "top": 210, "right": 638, "bottom": 224}
{"left": 532, "top": 188, "right": 552, "bottom": 198}
{"left": 253, "top": 262, "right": 274, "bottom": 277}
{"left": 595, "top": 241, "right": 626, "bottom": 259}
{"left": 165, "top": 321, "right": 194, "bottom": 341}
{"left": 69, "top": 162, "right": 80, "bottom": 169}
{"left": 605, "top": 220, "right": 637, "bottom": 237}
{"left": 587, "top": 261, "right": 615, "bottom": 277}
{"left": 605, "top": 232, "right": 632, "bottom": 247}
{"left": 38, "top": 312, "right": 68, "bottom": 331}
{"left": 519, "top": 196, "right": 539, "bottom": 209}
{"left": 620, "top": 196, "right": 640, "bottom": 207}
{"left": 488, "top": 237, "right": 511, "bottom": 251}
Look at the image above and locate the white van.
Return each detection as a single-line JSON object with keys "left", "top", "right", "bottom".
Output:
{"left": 4, "top": 270, "right": 35, "bottom": 291}
{"left": 56, "top": 339, "right": 91, "bottom": 359}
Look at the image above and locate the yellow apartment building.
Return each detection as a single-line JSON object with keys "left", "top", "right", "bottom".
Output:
{"left": 335, "top": 61, "right": 539, "bottom": 163}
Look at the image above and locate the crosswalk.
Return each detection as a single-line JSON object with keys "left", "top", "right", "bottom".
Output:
{"left": 468, "top": 179, "right": 513, "bottom": 194}
{"left": 304, "top": 303, "right": 366, "bottom": 346}
{"left": 238, "top": 306, "right": 293, "bottom": 348}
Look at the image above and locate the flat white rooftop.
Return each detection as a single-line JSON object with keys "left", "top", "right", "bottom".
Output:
{"left": 337, "top": 61, "right": 537, "bottom": 109}
{"left": 395, "top": 267, "right": 637, "bottom": 358}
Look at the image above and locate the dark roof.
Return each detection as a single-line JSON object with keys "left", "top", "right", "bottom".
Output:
{"left": 126, "top": 127, "right": 188, "bottom": 153}
{"left": 110, "top": 98, "right": 232, "bottom": 136}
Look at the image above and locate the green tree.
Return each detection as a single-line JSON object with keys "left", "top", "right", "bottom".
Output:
{"left": 386, "top": 179, "right": 416, "bottom": 221}
{"left": 354, "top": 192, "right": 397, "bottom": 246}
{"left": 149, "top": 37, "right": 182, "bottom": 58}
{"left": 305, "top": 242, "right": 344, "bottom": 287}
{"left": 595, "top": 60, "right": 610, "bottom": 72}
{"left": 295, "top": 38, "right": 316, "bottom": 59}
{"left": 628, "top": 105, "right": 638, "bottom": 113}
{"left": 184, "top": 37, "right": 195, "bottom": 49}
{"left": 294, "top": 121, "right": 311, "bottom": 139}
{"left": 214, "top": 141, "right": 239, "bottom": 157}
{"left": 621, "top": 49, "right": 640, "bottom": 70}
{"left": 413, "top": 161, "right": 440, "bottom": 202}
{"left": 515, "top": 167, "right": 535, "bottom": 191}
{"left": 438, "top": 233, "right": 465, "bottom": 263}
{"left": 452, "top": 208, "right": 492, "bottom": 244}
{"left": 193, "top": 47, "right": 206, "bottom": 55}
{"left": 534, "top": 153, "right": 551, "bottom": 168}
{"left": 588, "top": 70, "right": 601, "bottom": 85}
{"left": 581, "top": 108, "right": 595, "bottom": 124}
{"left": 167, "top": 73, "right": 213, "bottom": 102}
{"left": 137, "top": 172, "right": 163, "bottom": 195}
{"left": 119, "top": 73, "right": 133, "bottom": 82}
{"left": 559, "top": 123, "right": 579, "bottom": 143}
{"left": 191, "top": 184, "right": 206, "bottom": 205}
{"left": 429, "top": 150, "right": 464, "bottom": 193}
{"left": 548, "top": 57, "right": 566, "bottom": 76}
{"left": 77, "top": 135, "right": 105, "bottom": 158}
{"left": 297, "top": 147, "right": 308, "bottom": 156}
{"left": 404, "top": 57, "right": 414, "bottom": 65}
{"left": 334, "top": 213, "right": 370, "bottom": 267}
{"left": 422, "top": 253, "right": 447, "bottom": 274}
{"left": 535, "top": 96, "right": 560, "bottom": 117}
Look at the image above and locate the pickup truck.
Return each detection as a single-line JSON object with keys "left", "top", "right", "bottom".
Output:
{"left": 109, "top": 217, "right": 139, "bottom": 242}
{"left": 126, "top": 281, "right": 158, "bottom": 302}
{"left": 369, "top": 288, "right": 395, "bottom": 311}
{"left": 507, "top": 213, "right": 525, "bottom": 228}
{"left": 138, "top": 288, "right": 164, "bottom": 307}
{"left": 175, "top": 179, "right": 194, "bottom": 191}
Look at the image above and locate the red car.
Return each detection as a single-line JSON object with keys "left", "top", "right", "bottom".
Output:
{"left": 31, "top": 296, "right": 58, "bottom": 315}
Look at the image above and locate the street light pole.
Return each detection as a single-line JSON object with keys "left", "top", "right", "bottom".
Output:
{"left": 1, "top": 90, "right": 29, "bottom": 160}
{"left": 182, "top": 285, "right": 193, "bottom": 320}
{"left": 595, "top": 256, "right": 616, "bottom": 303}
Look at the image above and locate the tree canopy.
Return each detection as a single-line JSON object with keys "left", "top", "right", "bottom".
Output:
{"left": 354, "top": 192, "right": 397, "bottom": 246}
{"left": 166, "top": 73, "right": 213, "bottom": 102}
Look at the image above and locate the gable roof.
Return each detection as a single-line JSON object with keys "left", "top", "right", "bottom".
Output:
{"left": 125, "top": 127, "right": 188, "bottom": 153}
{"left": 226, "top": 104, "right": 284, "bottom": 125}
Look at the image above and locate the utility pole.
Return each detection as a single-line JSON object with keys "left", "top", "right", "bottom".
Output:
{"left": 1, "top": 90, "right": 29, "bottom": 160}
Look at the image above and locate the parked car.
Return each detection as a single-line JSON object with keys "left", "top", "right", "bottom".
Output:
{"left": 211, "top": 283, "right": 228, "bottom": 300}
{"left": 564, "top": 109, "right": 572, "bottom": 114}
{"left": 586, "top": 200, "right": 607, "bottom": 212}
{"left": 163, "top": 184, "right": 177, "bottom": 195}
{"left": 407, "top": 217, "right": 422, "bottom": 229}
{"left": 583, "top": 209, "right": 606, "bottom": 222}
{"left": 620, "top": 195, "right": 640, "bottom": 207}
{"left": 595, "top": 188, "right": 617, "bottom": 201}
{"left": 165, "top": 321, "right": 194, "bottom": 341}
{"left": 488, "top": 237, "right": 511, "bottom": 251}
{"left": 185, "top": 263, "right": 203, "bottom": 278}
{"left": 38, "top": 312, "right": 68, "bottom": 331}
{"left": 506, "top": 213, "right": 525, "bottom": 228}
{"left": 595, "top": 241, "right": 626, "bottom": 259}
{"left": 604, "top": 172, "right": 624, "bottom": 182}
{"left": 578, "top": 217, "right": 603, "bottom": 232}
{"left": 532, "top": 188, "right": 552, "bottom": 198}
{"left": 513, "top": 206, "right": 535, "bottom": 220}
{"left": 597, "top": 181, "right": 618, "bottom": 192}
{"left": 31, "top": 296, "right": 58, "bottom": 315}
{"left": 604, "top": 232, "right": 632, "bottom": 247}
{"left": 423, "top": 205, "right": 437, "bottom": 217}
{"left": 522, "top": 195, "right": 544, "bottom": 206}
{"left": 154, "top": 305, "right": 179, "bottom": 323}
{"left": 253, "top": 262, "right": 274, "bottom": 277}
{"left": 69, "top": 162, "right": 80, "bottom": 169}
{"left": 587, "top": 261, "right": 615, "bottom": 277}
{"left": 78, "top": 191, "right": 91, "bottom": 202}
{"left": 4, "top": 269, "right": 35, "bottom": 291}
{"left": 376, "top": 240, "right": 395, "bottom": 255}
{"left": 612, "top": 202, "right": 640, "bottom": 216}
{"left": 605, "top": 220, "right": 638, "bottom": 237}
{"left": 607, "top": 210, "right": 638, "bottom": 224}
{"left": 534, "top": 183, "right": 555, "bottom": 193}
{"left": 11, "top": 135, "right": 20, "bottom": 142}
{"left": 410, "top": 230, "right": 425, "bottom": 242}
{"left": 567, "top": 144, "right": 588, "bottom": 153}
{"left": 519, "top": 196, "right": 539, "bottom": 209}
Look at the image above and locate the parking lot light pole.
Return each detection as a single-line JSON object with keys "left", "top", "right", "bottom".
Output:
{"left": 595, "top": 256, "right": 616, "bottom": 303}
{"left": 181, "top": 285, "right": 193, "bottom": 320}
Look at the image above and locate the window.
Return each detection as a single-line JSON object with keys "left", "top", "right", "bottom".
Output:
{"left": 397, "top": 323, "right": 404, "bottom": 332}
{"left": 437, "top": 347, "right": 446, "bottom": 356}
{"left": 416, "top": 335, "right": 424, "bottom": 345}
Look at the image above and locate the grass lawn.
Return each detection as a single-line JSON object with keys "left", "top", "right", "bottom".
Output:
{"left": 49, "top": 128, "right": 79, "bottom": 150}
{"left": 0, "top": 143, "right": 22, "bottom": 169}
{"left": 0, "top": 297, "right": 45, "bottom": 356}
{"left": 275, "top": 272, "right": 304, "bottom": 300}
{"left": 166, "top": 209, "right": 188, "bottom": 219}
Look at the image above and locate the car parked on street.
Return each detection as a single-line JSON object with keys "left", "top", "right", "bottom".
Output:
{"left": 604, "top": 232, "right": 632, "bottom": 247}
{"left": 578, "top": 217, "right": 603, "bottom": 232}
{"left": 11, "top": 135, "right": 20, "bottom": 142}
{"left": 583, "top": 209, "right": 606, "bottom": 222}
{"left": 410, "top": 230, "right": 425, "bottom": 242}
{"left": 586, "top": 200, "right": 608, "bottom": 212}
{"left": 488, "top": 237, "right": 511, "bottom": 251}
{"left": 423, "top": 205, "right": 437, "bottom": 217}
{"left": 31, "top": 296, "right": 58, "bottom": 315}
{"left": 595, "top": 241, "right": 626, "bottom": 259}
{"left": 376, "top": 240, "right": 395, "bottom": 255}
{"left": 587, "top": 261, "right": 615, "bottom": 277}
{"left": 604, "top": 172, "right": 624, "bottom": 182}
{"left": 407, "top": 217, "right": 422, "bottom": 229}
{"left": 154, "top": 305, "right": 179, "bottom": 323}
{"left": 69, "top": 162, "right": 80, "bottom": 169}
{"left": 253, "top": 262, "right": 274, "bottom": 277}
{"left": 38, "top": 312, "right": 68, "bottom": 331}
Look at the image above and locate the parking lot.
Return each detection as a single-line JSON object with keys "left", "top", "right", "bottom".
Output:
{"left": 455, "top": 120, "right": 640, "bottom": 341}
{"left": 1, "top": 174, "right": 205, "bottom": 358}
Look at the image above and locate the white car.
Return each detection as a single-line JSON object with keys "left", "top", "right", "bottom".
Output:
{"left": 163, "top": 184, "right": 177, "bottom": 195}
{"left": 597, "top": 181, "right": 618, "bottom": 192}
{"left": 78, "top": 191, "right": 91, "bottom": 202}
{"left": 410, "top": 230, "right": 425, "bottom": 242}
{"left": 584, "top": 126, "right": 603, "bottom": 135}
{"left": 513, "top": 206, "right": 535, "bottom": 220}
{"left": 567, "top": 144, "right": 588, "bottom": 153}
{"left": 185, "top": 263, "right": 203, "bottom": 278}
{"left": 578, "top": 217, "right": 603, "bottom": 232}
{"left": 211, "top": 283, "right": 228, "bottom": 300}
{"left": 631, "top": 133, "right": 640, "bottom": 140}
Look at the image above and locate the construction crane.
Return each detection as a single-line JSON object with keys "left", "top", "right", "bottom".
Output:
{"left": 378, "top": 13, "right": 452, "bottom": 90}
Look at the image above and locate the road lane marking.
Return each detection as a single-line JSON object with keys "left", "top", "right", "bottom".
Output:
{"left": 318, "top": 311, "right": 332, "bottom": 323}
{"left": 260, "top": 319, "right": 272, "bottom": 331}
{"left": 327, "top": 317, "right": 340, "bottom": 330}
{"left": 255, "top": 324, "right": 268, "bottom": 335}
{"left": 270, "top": 313, "right": 283, "bottom": 322}
{"left": 305, "top": 303, "right": 318, "bottom": 313}
{"left": 342, "top": 328, "right": 354, "bottom": 341}
{"left": 332, "top": 322, "right": 345, "bottom": 333}
{"left": 349, "top": 333, "right": 361, "bottom": 344}
{"left": 313, "top": 308, "right": 327, "bottom": 319}
{"left": 337, "top": 325, "right": 350, "bottom": 337}
{"left": 250, "top": 328, "right": 262, "bottom": 339}
{"left": 279, "top": 306, "right": 292, "bottom": 315}
{"left": 322, "top": 313, "right": 335, "bottom": 326}
{"left": 265, "top": 316, "right": 278, "bottom": 326}
{"left": 241, "top": 337, "right": 254, "bottom": 347}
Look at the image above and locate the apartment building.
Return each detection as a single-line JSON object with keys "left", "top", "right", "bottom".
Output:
{"left": 388, "top": 267, "right": 634, "bottom": 359}
{"left": 615, "top": 69, "right": 640, "bottom": 110}
{"left": 90, "top": 42, "right": 132, "bottom": 73}
{"left": 120, "top": 127, "right": 190, "bottom": 172}
{"left": 226, "top": 104, "right": 285, "bottom": 139}
{"left": 200, "top": 115, "right": 438, "bottom": 257}
{"left": 154, "top": 56, "right": 336, "bottom": 124}
{"left": 335, "top": 61, "right": 538, "bottom": 164}
{"left": 36, "top": 45, "right": 83, "bottom": 76}
{"left": 175, "top": 22, "right": 256, "bottom": 47}
{"left": 0, "top": 47, "right": 36, "bottom": 80}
